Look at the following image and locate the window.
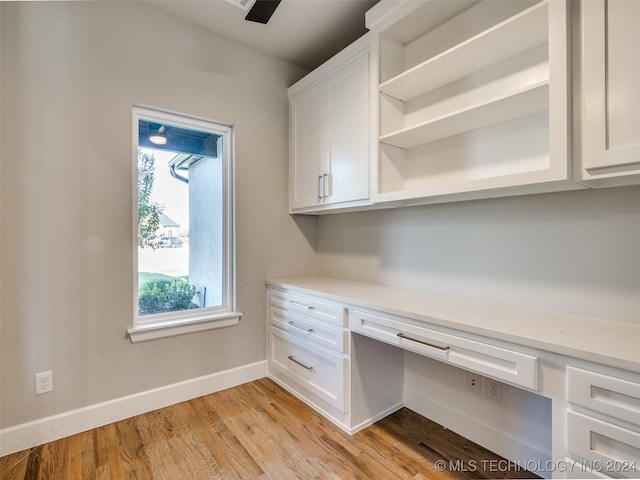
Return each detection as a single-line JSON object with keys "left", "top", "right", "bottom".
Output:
{"left": 128, "top": 106, "right": 239, "bottom": 343}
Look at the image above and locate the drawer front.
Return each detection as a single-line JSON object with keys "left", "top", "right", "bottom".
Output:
{"left": 269, "top": 289, "right": 347, "bottom": 327}
{"left": 269, "top": 306, "right": 348, "bottom": 354}
{"left": 568, "top": 367, "right": 640, "bottom": 426}
{"left": 562, "top": 458, "right": 611, "bottom": 479}
{"left": 567, "top": 411, "right": 640, "bottom": 478}
{"left": 268, "top": 326, "right": 348, "bottom": 412}
{"left": 351, "top": 309, "right": 538, "bottom": 390}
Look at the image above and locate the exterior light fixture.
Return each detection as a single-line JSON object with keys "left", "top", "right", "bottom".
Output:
{"left": 149, "top": 125, "right": 167, "bottom": 145}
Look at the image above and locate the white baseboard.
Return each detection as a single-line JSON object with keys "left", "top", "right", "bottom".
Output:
{"left": 268, "top": 371, "right": 404, "bottom": 436}
{"left": 404, "top": 388, "right": 552, "bottom": 479}
{"left": 0, "top": 360, "right": 267, "bottom": 457}
{"left": 348, "top": 401, "right": 404, "bottom": 435}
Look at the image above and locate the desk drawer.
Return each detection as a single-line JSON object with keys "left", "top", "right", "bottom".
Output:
{"left": 269, "top": 306, "right": 348, "bottom": 354}
{"left": 562, "top": 458, "right": 610, "bottom": 479}
{"left": 351, "top": 309, "right": 538, "bottom": 390}
{"left": 567, "top": 411, "right": 640, "bottom": 478}
{"left": 268, "top": 326, "right": 348, "bottom": 412}
{"left": 568, "top": 367, "right": 640, "bottom": 426}
{"left": 269, "top": 289, "right": 347, "bottom": 327}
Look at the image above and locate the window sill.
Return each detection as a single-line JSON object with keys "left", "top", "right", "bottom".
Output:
{"left": 127, "top": 311, "right": 242, "bottom": 343}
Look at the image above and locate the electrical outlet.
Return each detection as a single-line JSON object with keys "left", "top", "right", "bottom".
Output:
{"left": 35, "top": 370, "right": 53, "bottom": 395}
{"left": 466, "top": 372, "right": 482, "bottom": 394}
{"left": 486, "top": 378, "right": 503, "bottom": 402}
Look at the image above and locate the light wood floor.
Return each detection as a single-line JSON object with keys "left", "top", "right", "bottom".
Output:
{"left": 1, "top": 377, "right": 539, "bottom": 479}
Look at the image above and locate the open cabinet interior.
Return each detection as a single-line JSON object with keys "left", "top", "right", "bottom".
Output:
{"left": 370, "top": 0, "right": 574, "bottom": 205}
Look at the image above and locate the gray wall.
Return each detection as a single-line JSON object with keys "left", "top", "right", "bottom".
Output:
{"left": 317, "top": 186, "right": 640, "bottom": 323}
{"left": 0, "top": 1, "right": 317, "bottom": 428}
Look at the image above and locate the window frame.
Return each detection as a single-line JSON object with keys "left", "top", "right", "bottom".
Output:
{"left": 128, "top": 105, "right": 240, "bottom": 343}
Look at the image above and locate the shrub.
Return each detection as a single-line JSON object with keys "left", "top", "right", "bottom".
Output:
{"left": 138, "top": 280, "right": 197, "bottom": 316}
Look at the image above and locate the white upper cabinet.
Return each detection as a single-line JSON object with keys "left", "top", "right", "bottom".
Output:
{"left": 290, "top": 86, "right": 326, "bottom": 209}
{"left": 576, "top": 0, "right": 640, "bottom": 187}
{"left": 288, "top": 0, "right": 640, "bottom": 213}
{"left": 366, "top": 0, "right": 579, "bottom": 206}
{"left": 289, "top": 35, "right": 370, "bottom": 213}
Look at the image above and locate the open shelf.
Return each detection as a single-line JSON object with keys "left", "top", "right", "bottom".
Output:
{"left": 380, "top": 81, "right": 549, "bottom": 149}
{"left": 379, "top": 1, "right": 549, "bottom": 102}
{"left": 368, "top": 0, "right": 571, "bottom": 205}
{"left": 375, "top": 109, "right": 567, "bottom": 203}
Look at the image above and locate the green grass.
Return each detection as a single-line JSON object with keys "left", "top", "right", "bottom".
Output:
{"left": 139, "top": 272, "right": 189, "bottom": 288}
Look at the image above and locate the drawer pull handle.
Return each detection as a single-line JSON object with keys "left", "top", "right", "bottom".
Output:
{"left": 288, "top": 355, "right": 313, "bottom": 371}
{"left": 288, "top": 321, "right": 314, "bottom": 333}
{"left": 289, "top": 301, "right": 314, "bottom": 310}
{"left": 397, "top": 333, "right": 450, "bottom": 351}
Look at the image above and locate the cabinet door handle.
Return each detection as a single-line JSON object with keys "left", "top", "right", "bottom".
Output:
{"left": 289, "top": 300, "right": 314, "bottom": 310}
{"left": 397, "top": 332, "right": 450, "bottom": 351}
{"left": 288, "top": 355, "right": 313, "bottom": 371}
{"left": 288, "top": 321, "right": 314, "bottom": 333}
{"left": 323, "top": 173, "right": 328, "bottom": 199}
{"left": 317, "top": 175, "right": 323, "bottom": 202}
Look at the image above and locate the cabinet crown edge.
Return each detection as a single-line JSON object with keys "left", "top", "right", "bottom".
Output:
{"left": 288, "top": 33, "right": 370, "bottom": 97}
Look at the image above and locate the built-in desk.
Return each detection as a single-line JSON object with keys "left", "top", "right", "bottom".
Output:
{"left": 266, "top": 276, "right": 640, "bottom": 479}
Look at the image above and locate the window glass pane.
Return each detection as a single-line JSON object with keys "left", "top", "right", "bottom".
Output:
{"left": 137, "top": 118, "right": 224, "bottom": 317}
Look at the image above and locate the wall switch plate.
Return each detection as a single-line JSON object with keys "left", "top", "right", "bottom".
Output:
{"left": 486, "top": 378, "right": 503, "bottom": 402}
{"left": 35, "top": 370, "right": 53, "bottom": 395}
{"left": 466, "top": 372, "right": 482, "bottom": 394}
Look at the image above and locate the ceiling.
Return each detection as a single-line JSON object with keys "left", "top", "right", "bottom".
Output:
{"left": 143, "top": 0, "right": 380, "bottom": 71}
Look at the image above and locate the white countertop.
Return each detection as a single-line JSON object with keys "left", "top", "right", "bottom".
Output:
{"left": 266, "top": 276, "right": 640, "bottom": 373}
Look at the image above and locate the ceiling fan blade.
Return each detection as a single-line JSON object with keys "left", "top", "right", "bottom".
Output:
{"left": 245, "top": 0, "right": 281, "bottom": 24}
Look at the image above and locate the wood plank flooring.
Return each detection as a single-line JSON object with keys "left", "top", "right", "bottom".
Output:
{"left": 1, "top": 377, "right": 539, "bottom": 479}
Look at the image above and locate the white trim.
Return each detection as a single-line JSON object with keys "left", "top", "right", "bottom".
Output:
{"left": 348, "top": 402, "right": 404, "bottom": 435}
{"left": 404, "top": 387, "right": 552, "bottom": 478}
{"left": 0, "top": 361, "right": 267, "bottom": 457}
{"left": 127, "top": 310, "right": 242, "bottom": 343}
{"left": 131, "top": 105, "right": 237, "bottom": 336}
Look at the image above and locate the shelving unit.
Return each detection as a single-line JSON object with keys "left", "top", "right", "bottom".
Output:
{"left": 379, "top": 2, "right": 549, "bottom": 102}
{"left": 380, "top": 81, "right": 549, "bottom": 149}
{"left": 366, "top": 0, "right": 578, "bottom": 206}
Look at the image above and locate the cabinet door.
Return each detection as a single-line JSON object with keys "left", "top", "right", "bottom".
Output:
{"left": 290, "top": 85, "right": 327, "bottom": 209}
{"left": 326, "top": 51, "right": 370, "bottom": 204}
{"left": 580, "top": 0, "right": 640, "bottom": 185}
{"left": 269, "top": 326, "right": 348, "bottom": 413}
